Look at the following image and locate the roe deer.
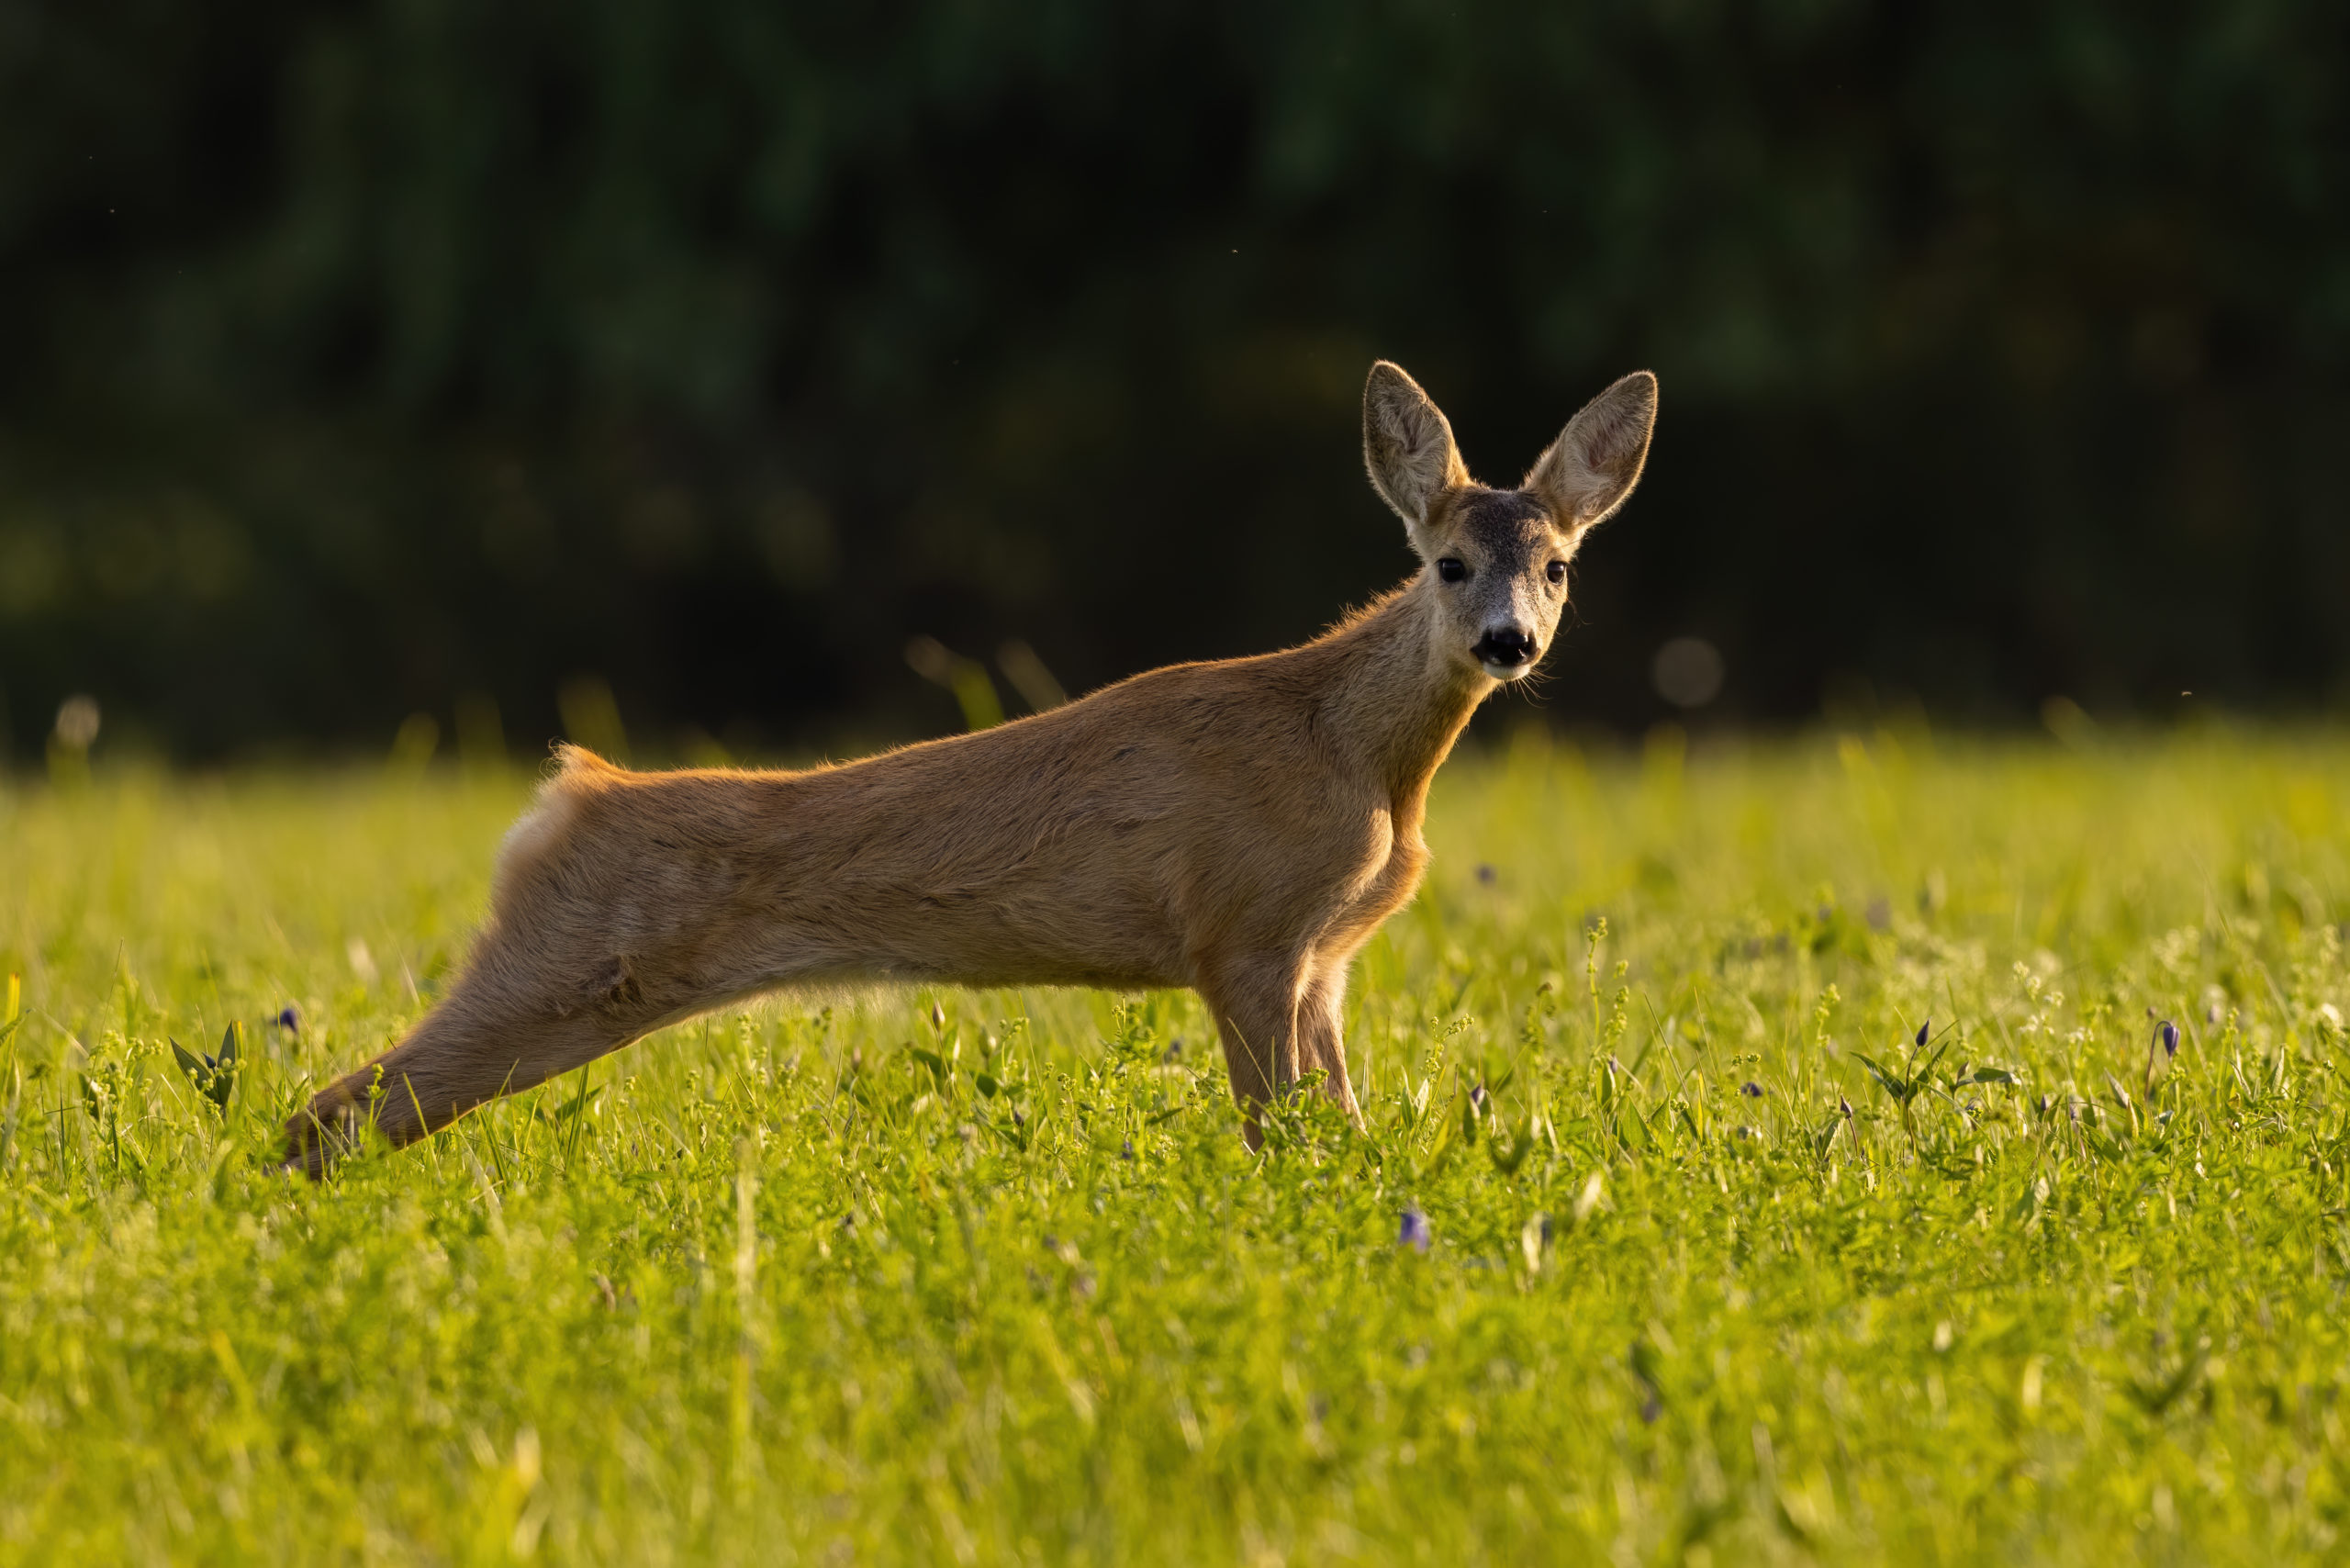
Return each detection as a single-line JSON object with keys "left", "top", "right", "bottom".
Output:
{"left": 285, "top": 362, "right": 1657, "bottom": 1172}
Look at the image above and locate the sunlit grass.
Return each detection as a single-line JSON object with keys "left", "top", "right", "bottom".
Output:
{"left": 2, "top": 727, "right": 2347, "bottom": 1563}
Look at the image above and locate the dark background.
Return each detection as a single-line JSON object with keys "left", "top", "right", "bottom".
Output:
{"left": 5, "top": 1, "right": 2347, "bottom": 761}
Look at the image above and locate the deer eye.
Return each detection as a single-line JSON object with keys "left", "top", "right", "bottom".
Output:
{"left": 1437, "top": 558, "right": 1467, "bottom": 584}
{"left": 1546, "top": 560, "right": 1567, "bottom": 586}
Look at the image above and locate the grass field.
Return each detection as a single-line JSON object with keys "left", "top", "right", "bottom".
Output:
{"left": 4, "top": 728, "right": 2349, "bottom": 1564}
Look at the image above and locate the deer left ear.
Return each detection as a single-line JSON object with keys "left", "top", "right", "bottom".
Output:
{"left": 1524, "top": 371, "right": 1658, "bottom": 531}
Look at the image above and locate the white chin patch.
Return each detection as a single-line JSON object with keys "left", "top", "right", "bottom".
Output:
{"left": 1482, "top": 660, "right": 1536, "bottom": 681}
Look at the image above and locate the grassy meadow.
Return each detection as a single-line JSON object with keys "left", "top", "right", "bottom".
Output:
{"left": 4, "top": 728, "right": 2350, "bottom": 1564}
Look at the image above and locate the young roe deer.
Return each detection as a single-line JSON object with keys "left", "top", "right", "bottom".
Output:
{"left": 285, "top": 362, "right": 1658, "bottom": 1172}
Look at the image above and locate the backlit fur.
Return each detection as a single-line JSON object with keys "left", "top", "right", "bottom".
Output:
{"left": 286, "top": 363, "right": 1657, "bottom": 1172}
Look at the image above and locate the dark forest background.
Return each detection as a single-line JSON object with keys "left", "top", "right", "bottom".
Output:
{"left": 5, "top": 0, "right": 2348, "bottom": 761}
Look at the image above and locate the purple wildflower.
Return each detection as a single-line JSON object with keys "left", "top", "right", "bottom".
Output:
{"left": 274, "top": 1005, "right": 300, "bottom": 1034}
{"left": 1740, "top": 1081, "right": 1764, "bottom": 1098}
{"left": 1915, "top": 1018, "right": 1930, "bottom": 1048}
{"left": 1475, "top": 864, "right": 1497, "bottom": 885}
{"left": 2161, "top": 1020, "right": 2180, "bottom": 1058}
{"left": 1400, "top": 1207, "right": 1432, "bottom": 1253}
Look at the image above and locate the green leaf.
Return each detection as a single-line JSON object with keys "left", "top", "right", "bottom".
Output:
{"left": 1852, "top": 1053, "right": 1908, "bottom": 1102}
{"left": 554, "top": 1082, "right": 604, "bottom": 1123}
{"left": 1915, "top": 1035, "right": 1953, "bottom": 1079}
{"left": 171, "top": 1038, "right": 207, "bottom": 1081}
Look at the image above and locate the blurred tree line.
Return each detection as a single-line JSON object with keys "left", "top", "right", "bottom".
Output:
{"left": 3, "top": 0, "right": 2346, "bottom": 760}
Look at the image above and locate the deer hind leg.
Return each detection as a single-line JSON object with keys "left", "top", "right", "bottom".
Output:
{"left": 282, "top": 930, "right": 678, "bottom": 1174}
{"left": 285, "top": 762, "right": 803, "bottom": 1173}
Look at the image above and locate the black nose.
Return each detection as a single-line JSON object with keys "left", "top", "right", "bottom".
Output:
{"left": 1473, "top": 629, "right": 1537, "bottom": 666}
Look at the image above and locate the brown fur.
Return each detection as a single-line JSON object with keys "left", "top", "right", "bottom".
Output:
{"left": 285, "top": 363, "right": 1658, "bottom": 1172}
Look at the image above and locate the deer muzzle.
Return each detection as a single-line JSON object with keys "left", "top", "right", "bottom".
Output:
{"left": 1472, "top": 628, "right": 1539, "bottom": 674}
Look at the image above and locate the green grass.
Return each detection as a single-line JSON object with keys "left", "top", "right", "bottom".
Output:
{"left": 4, "top": 728, "right": 2350, "bottom": 1565}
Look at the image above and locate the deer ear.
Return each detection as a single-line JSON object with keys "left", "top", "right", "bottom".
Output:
{"left": 1363, "top": 361, "right": 1471, "bottom": 546}
{"left": 1524, "top": 370, "right": 1658, "bottom": 531}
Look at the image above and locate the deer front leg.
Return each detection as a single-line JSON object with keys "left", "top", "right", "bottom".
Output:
{"left": 1194, "top": 954, "right": 1310, "bottom": 1151}
{"left": 1295, "top": 961, "right": 1362, "bottom": 1124}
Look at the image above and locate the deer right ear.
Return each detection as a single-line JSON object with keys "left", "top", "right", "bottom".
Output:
{"left": 1363, "top": 361, "right": 1471, "bottom": 550}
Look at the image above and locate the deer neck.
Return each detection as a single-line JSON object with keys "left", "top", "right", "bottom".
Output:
{"left": 1319, "top": 581, "right": 1492, "bottom": 811}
